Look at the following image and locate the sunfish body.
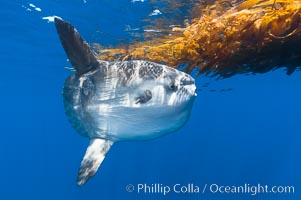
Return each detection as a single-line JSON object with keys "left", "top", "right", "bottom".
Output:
{"left": 55, "top": 18, "right": 196, "bottom": 186}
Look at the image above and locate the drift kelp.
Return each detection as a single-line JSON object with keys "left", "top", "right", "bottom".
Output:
{"left": 99, "top": 0, "right": 301, "bottom": 77}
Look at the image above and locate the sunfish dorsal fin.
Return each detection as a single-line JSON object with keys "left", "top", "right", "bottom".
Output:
{"left": 54, "top": 18, "right": 99, "bottom": 75}
{"left": 77, "top": 138, "right": 113, "bottom": 186}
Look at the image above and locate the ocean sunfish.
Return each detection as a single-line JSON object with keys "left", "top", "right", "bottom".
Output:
{"left": 54, "top": 18, "right": 197, "bottom": 186}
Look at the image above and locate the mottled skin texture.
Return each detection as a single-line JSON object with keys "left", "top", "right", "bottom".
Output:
{"left": 55, "top": 18, "right": 196, "bottom": 186}
{"left": 63, "top": 60, "right": 196, "bottom": 141}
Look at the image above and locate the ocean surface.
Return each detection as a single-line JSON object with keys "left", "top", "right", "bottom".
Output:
{"left": 1, "top": 1, "right": 300, "bottom": 200}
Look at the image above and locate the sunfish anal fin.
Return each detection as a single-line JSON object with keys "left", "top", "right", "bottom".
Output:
{"left": 77, "top": 138, "right": 113, "bottom": 186}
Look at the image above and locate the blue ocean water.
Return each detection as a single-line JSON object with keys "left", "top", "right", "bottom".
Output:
{"left": 1, "top": 1, "right": 300, "bottom": 200}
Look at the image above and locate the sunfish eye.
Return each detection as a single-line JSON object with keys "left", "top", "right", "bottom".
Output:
{"left": 169, "top": 82, "right": 177, "bottom": 91}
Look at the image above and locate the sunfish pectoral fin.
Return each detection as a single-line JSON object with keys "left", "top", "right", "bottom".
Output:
{"left": 54, "top": 17, "right": 99, "bottom": 75}
{"left": 135, "top": 90, "right": 152, "bottom": 104}
{"left": 77, "top": 138, "right": 113, "bottom": 186}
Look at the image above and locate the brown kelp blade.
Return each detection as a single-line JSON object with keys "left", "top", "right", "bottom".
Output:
{"left": 98, "top": 0, "right": 301, "bottom": 78}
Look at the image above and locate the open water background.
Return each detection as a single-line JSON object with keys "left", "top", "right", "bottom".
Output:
{"left": 0, "top": 1, "right": 300, "bottom": 199}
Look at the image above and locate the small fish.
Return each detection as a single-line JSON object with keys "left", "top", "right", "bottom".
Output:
{"left": 55, "top": 18, "right": 197, "bottom": 186}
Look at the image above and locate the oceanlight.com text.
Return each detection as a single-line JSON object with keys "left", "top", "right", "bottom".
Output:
{"left": 125, "top": 183, "right": 295, "bottom": 196}
{"left": 208, "top": 183, "right": 294, "bottom": 195}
